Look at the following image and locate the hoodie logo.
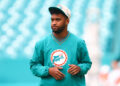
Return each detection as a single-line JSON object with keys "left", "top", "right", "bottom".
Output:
{"left": 51, "top": 49, "right": 67, "bottom": 66}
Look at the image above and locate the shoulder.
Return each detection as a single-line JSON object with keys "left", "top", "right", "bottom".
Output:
{"left": 70, "top": 32, "right": 85, "bottom": 43}
{"left": 35, "top": 33, "right": 51, "bottom": 47}
{"left": 69, "top": 32, "right": 87, "bottom": 49}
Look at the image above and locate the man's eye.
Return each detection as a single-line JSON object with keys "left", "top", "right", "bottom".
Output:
{"left": 56, "top": 19, "right": 60, "bottom": 21}
{"left": 51, "top": 19, "right": 53, "bottom": 21}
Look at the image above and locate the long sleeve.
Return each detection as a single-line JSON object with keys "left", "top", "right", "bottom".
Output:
{"left": 77, "top": 40, "right": 92, "bottom": 76}
{"left": 30, "top": 41, "right": 50, "bottom": 78}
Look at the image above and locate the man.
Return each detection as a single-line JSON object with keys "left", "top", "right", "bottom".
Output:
{"left": 30, "top": 4, "right": 92, "bottom": 86}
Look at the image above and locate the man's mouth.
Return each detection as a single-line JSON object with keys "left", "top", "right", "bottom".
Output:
{"left": 52, "top": 26, "right": 58, "bottom": 28}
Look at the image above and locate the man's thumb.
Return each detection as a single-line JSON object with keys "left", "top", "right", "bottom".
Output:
{"left": 69, "top": 64, "right": 72, "bottom": 67}
{"left": 57, "top": 66, "right": 63, "bottom": 69}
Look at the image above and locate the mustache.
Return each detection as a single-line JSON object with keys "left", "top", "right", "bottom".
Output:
{"left": 52, "top": 25, "right": 58, "bottom": 27}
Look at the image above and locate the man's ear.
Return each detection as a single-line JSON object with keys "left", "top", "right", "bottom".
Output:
{"left": 66, "top": 18, "right": 69, "bottom": 25}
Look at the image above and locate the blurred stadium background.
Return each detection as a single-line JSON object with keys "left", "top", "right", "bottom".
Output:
{"left": 0, "top": 0, "right": 120, "bottom": 86}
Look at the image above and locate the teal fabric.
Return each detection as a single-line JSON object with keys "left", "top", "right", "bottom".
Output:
{"left": 30, "top": 32, "right": 92, "bottom": 86}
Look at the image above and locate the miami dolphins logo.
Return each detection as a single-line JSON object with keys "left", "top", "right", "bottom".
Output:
{"left": 51, "top": 49, "right": 68, "bottom": 66}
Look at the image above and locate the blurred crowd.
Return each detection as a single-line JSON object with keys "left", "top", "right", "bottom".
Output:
{"left": 99, "top": 57, "right": 120, "bottom": 86}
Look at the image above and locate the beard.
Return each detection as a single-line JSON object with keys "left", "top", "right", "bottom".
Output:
{"left": 52, "top": 25, "right": 65, "bottom": 34}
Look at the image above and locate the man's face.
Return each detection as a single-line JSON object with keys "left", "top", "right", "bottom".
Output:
{"left": 51, "top": 13, "right": 68, "bottom": 34}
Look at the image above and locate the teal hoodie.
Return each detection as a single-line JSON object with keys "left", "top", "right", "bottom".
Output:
{"left": 30, "top": 32, "right": 92, "bottom": 86}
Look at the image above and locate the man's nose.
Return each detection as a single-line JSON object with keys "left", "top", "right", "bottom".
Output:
{"left": 52, "top": 21, "right": 57, "bottom": 25}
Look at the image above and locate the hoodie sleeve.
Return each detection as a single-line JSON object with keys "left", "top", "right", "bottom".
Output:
{"left": 30, "top": 41, "right": 49, "bottom": 78}
{"left": 77, "top": 40, "right": 92, "bottom": 76}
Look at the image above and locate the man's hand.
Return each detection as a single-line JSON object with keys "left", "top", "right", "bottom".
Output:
{"left": 68, "top": 64, "right": 81, "bottom": 75}
{"left": 49, "top": 66, "right": 65, "bottom": 80}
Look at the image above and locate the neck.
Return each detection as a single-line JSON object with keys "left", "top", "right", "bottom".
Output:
{"left": 52, "top": 27, "right": 68, "bottom": 40}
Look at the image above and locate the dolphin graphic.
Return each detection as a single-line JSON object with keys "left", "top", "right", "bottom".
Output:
{"left": 53, "top": 54, "right": 64, "bottom": 64}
